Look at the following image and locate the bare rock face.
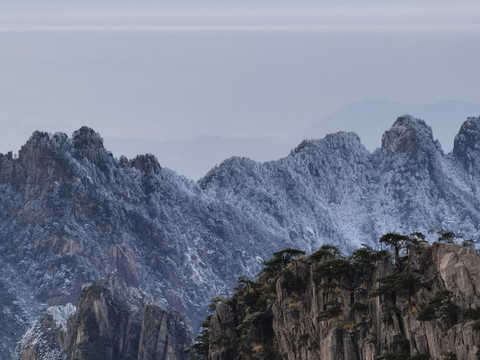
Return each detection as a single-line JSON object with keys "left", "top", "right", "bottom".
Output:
{"left": 137, "top": 305, "right": 191, "bottom": 360}
{"left": 207, "top": 302, "right": 237, "bottom": 360}
{"left": 18, "top": 131, "right": 74, "bottom": 185}
{"left": 201, "top": 242, "right": 480, "bottom": 360}
{"left": 130, "top": 154, "right": 161, "bottom": 175}
{"left": 0, "top": 151, "right": 26, "bottom": 185}
{"left": 18, "top": 277, "right": 192, "bottom": 360}
{"left": 271, "top": 242, "right": 480, "bottom": 360}
{"left": 453, "top": 116, "right": 480, "bottom": 173}
{"left": 380, "top": 115, "right": 440, "bottom": 156}
{"left": 66, "top": 277, "right": 145, "bottom": 360}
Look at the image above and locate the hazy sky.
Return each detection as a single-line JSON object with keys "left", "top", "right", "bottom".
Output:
{"left": 1, "top": 0, "right": 480, "bottom": 157}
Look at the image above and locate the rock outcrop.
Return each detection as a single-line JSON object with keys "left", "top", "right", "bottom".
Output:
{"left": 137, "top": 305, "right": 191, "bottom": 360}
{"left": 453, "top": 117, "right": 480, "bottom": 174}
{"left": 19, "top": 277, "right": 192, "bottom": 360}
{"left": 18, "top": 304, "right": 75, "bottom": 360}
{"left": 199, "top": 241, "right": 480, "bottom": 360}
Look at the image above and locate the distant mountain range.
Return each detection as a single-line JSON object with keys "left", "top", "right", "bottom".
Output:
{"left": 302, "top": 99, "right": 480, "bottom": 153}
{"left": 104, "top": 99, "right": 480, "bottom": 180}
{"left": 104, "top": 136, "right": 292, "bottom": 181}
{"left": 1, "top": 99, "right": 479, "bottom": 180}
{"left": 3, "top": 116, "right": 480, "bottom": 359}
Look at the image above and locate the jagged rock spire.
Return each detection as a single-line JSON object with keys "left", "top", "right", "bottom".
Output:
{"left": 380, "top": 115, "right": 440, "bottom": 155}
{"left": 453, "top": 116, "right": 480, "bottom": 173}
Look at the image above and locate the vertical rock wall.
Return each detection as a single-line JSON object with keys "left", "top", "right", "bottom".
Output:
{"left": 204, "top": 242, "right": 480, "bottom": 360}
{"left": 19, "top": 277, "right": 192, "bottom": 360}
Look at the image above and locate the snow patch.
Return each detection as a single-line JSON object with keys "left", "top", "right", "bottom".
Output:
{"left": 46, "top": 303, "right": 76, "bottom": 331}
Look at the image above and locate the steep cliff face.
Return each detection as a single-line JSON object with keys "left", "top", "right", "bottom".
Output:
{"left": 66, "top": 278, "right": 146, "bottom": 359}
{"left": 137, "top": 305, "right": 191, "bottom": 360}
{"left": 452, "top": 117, "right": 480, "bottom": 172}
{"left": 199, "top": 241, "right": 480, "bottom": 360}
{"left": 19, "top": 277, "right": 192, "bottom": 360}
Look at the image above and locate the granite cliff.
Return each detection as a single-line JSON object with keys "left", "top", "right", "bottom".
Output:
{"left": 19, "top": 277, "right": 192, "bottom": 360}
{"left": 197, "top": 239, "right": 480, "bottom": 360}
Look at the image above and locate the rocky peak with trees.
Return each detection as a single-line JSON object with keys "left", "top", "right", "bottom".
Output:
{"left": 191, "top": 234, "right": 480, "bottom": 360}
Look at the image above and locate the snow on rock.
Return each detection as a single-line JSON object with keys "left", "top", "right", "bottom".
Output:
{"left": 3, "top": 117, "right": 480, "bottom": 359}
{"left": 45, "top": 304, "right": 76, "bottom": 332}
{"left": 16, "top": 303, "right": 75, "bottom": 360}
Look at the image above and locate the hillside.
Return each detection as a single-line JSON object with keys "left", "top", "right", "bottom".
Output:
{"left": 195, "top": 238, "right": 480, "bottom": 359}
{"left": 201, "top": 116, "right": 480, "bottom": 251}
{"left": 2, "top": 116, "right": 480, "bottom": 358}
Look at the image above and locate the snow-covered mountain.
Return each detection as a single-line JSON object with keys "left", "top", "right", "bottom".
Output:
{"left": 3, "top": 116, "right": 480, "bottom": 358}
{"left": 301, "top": 99, "right": 480, "bottom": 152}
{"left": 97, "top": 100, "right": 480, "bottom": 181}
{"left": 201, "top": 116, "right": 480, "bottom": 251}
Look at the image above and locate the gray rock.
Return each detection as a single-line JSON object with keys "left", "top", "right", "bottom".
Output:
{"left": 203, "top": 242, "right": 480, "bottom": 359}
{"left": 19, "top": 277, "right": 192, "bottom": 360}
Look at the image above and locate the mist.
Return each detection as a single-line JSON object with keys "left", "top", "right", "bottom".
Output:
{"left": 1, "top": 0, "right": 479, "bottom": 177}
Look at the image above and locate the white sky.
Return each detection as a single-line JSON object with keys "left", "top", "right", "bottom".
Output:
{"left": 0, "top": 0, "right": 479, "bottom": 157}
{"left": 2, "top": 1, "right": 480, "bottom": 29}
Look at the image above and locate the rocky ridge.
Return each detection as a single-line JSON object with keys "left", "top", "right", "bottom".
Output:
{"left": 19, "top": 277, "right": 192, "bottom": 360}
{"left": 200, "top": 116, "right": 480, "bottom": 248}
{"left": 2, "top": 116, "right": 480, "bottom": 358}
{"left": 199, "top": 240, "right": 480, "bottom": 360}
{"left": 0, "top": 127, "right": 282, "bottom": 357}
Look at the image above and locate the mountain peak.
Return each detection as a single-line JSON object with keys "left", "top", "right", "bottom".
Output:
{"left": 453, "top": 116, "right": 480, "bottom": 172}
{"left": 381, "top": 115, "right": 439, "bottom": 154}
{"left": 72, "top": 126, "right": 104, "bottom": 150}
{"left": 17, "top": 130, "right": 73, "bottom": 184}
{"left": 71, "top": 126, "right": 113, "bottom": 168}
{"left": 23, "top": 130, "right": 70, "bottom": 149}
{"left": 291, "top": 131, "right": 364, "bottom": 157}
{"left": 323, "top": 131, "right": 363, "bottom": 149}
{"left": 28, "top": 130, "right": 51, "bottom": 143}
{"left": 130, "top": 154, "right": 161, "bottom": 174}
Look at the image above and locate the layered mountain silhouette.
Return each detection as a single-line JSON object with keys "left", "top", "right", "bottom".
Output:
{"left": 2, "top": 116, "right": 480, "bottom": 359}
{"left": 101, "top": 100, "right": 480, "bottom": 180}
